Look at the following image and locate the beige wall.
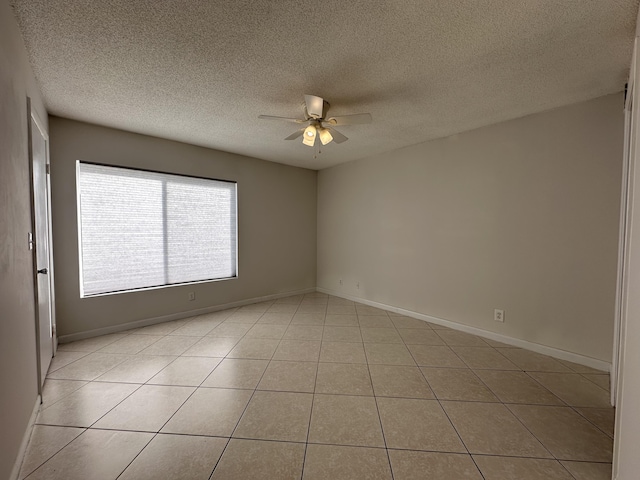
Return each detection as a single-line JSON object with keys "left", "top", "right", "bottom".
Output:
{"left": 318, "top": 94, "right": 623, "bottom": 362}
{"left": 49, "top": 117, "right": 317, "bottom": 337}
{"left": 0, "top": 1, "right": 48, "bottom": 478}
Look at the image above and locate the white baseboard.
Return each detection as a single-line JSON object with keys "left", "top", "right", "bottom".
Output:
{"left": 317, "top": 287, "right": 611, "bottom": 373}
{"left": 10, "top": 395, "right": 41, "bottom": 480}
{"left": 58, "top": 287, "right": 316, "bottom": 343}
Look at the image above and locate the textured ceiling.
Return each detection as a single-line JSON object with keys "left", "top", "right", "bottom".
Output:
{"left": 10, "top": 0, "right": 639, "bottom": 170}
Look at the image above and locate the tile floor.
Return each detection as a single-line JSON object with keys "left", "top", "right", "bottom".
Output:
{"left": 19, "top": 293, "right": 614, "bottom": 479}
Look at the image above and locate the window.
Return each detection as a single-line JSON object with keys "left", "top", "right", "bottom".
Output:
{"left": 77, "top": 162, "right": 237, "bottom": 297}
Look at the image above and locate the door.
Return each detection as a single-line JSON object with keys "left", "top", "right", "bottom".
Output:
{"left": 29, "top": 102, "right": 55, "bottom": 388}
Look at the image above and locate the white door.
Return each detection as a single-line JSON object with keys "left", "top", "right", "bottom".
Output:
{"left": 30, "top": 107, "right": 55, "bottom": 388}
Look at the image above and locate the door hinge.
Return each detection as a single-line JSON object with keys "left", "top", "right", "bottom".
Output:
{"left": 46, "top": 164, "right": 50, "bottom": 174}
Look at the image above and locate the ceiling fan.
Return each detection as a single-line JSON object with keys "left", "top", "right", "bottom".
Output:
{"left": 258, "top": 94, "right": 372, "bottom": 147}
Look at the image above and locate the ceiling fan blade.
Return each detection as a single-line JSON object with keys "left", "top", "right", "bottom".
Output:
{"left": 304, "top": 94, "right": 324, "bottom": 119}
{"left": 258, "top": 115, "right": 305, "bottom": 123}
{"left": 327, "top": 127, "right": 348, "bottom": 144}
{"left": 325, "top": 113, "right": 372, "bottom": 126}
{"left": 284, "top": 129, "right": 305, "bottom": 140}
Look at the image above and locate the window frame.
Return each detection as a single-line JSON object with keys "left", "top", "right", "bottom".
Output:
{"left": 76, "top": 160, "right": 238, "bottom": 298}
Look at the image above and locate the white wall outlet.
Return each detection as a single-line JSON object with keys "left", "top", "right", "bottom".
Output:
{"left": 494, "top": 309, "right": 504, "bottom": 322}
{"left": 339, "top": 278, "right": 343, "bottom": 286}
{"left": 188, "top": 292, "right": 196, "bottom": 301}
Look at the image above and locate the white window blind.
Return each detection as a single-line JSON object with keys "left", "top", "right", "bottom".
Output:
{"left": 77, "top": 162, "right": 237, "bottom": 297}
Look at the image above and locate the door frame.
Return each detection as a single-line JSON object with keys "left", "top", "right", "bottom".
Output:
{"left": 27, "top": 97, "right": 57, "bottom": 393}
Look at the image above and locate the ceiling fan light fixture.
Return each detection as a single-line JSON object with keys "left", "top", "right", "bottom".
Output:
{"left": 318, "top": 127, "right": 333, "bottom": 145}
{"left": 302, "top": 124, "right": 317, "bottom": 146}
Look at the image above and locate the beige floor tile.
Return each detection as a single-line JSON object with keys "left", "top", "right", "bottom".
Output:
{"left": 442, "top": 401, "right": 552, "bottom": 457}
{"left": 309, "top": 394, "right": 385, "bottom": 447}
{"left": 201, "top": 358, "right": 269, "bottom": 389}
{"left": 421, "top": 368, "right": 498, "bottom": 402}
{"left": 291, "top": 313, "right": 326, "bottom": 325}
{"left": 131, "top": 320, "right": 187, "bottom": 335}
{"left": 388, "top": 450, "right": 483, "bottom": 480}
{"left": 325, "top": 314, "right": 359, "bottom": 326}
{"left": 498, "top": 348, "right": 572, "bottom": 372}
{"left": 320, "top": 342, "right": 367, "bottom": 364}
{"left": 207, "top": 322, "right": 253, "bottom": 337}
{"left": 95, "top": 355, "right": 175, "bottom": 383}
{"left": 583, "top": 374, "right": 611, "bottom": 392}
{"left": 37, "top": 382, "right": 139, "bottom": 427}
{"left": 118, "top": 434, "right": 226, "bottom": 480}
{"left": 508, "top": 404, "right": 613, "bottom": 461}
{"left": 168, "top": 319, "right": 220, "bottom": 336}
{"left": 426, "top": 322, "right": 454, "bottom": 330}
{"left": 482, "top": 338, "right": 513, "bottom": 348}
{"left": 303, "top": 444, "right": 392, "bottom": 480}
{"left": 148, "top": 356, "right": 222, "bottom": 386}
{"left": 266, "top": 304, "right": 298, "bottom": 314}
{"left": 474, "top": 370, "right": 564, "bottom": 405}
{"left": 356, "top": 305, "right": 388, "bottom": 316}
{"left": 297, "top": 304, "right": 327, "bottom": 314}
{"left": 46, "top": 352, "right": 130, "bottom": 381}
{"left": 256, "top": 312, "right": 294, "bottom": 324}
{"left": 436, "top": 330, "right": 489, "bottom": 347}
{"left": 26, "top": 429, "right": 153, "bottom": 480}
{"left": 315, "top": 363, "right": 373, "bottom": 395}
{"left": 257, "top": 360, "right": 317, "bottom": 392}
{"left": 275, "top": 294, "right": 304, "bottom": 304}
{"left": 18, "top": 425, "right": 85, "bottom": 479}
{"left": 224, "top": 311, "right": 262, "bottom": 324}
{"left": 397, "top": 328, "right": 446, "bottom": 345}
{"left": 47, "top": 351, "right": 89, "bottom": 372}
{"left": 93, "top": 384, "right": 194, "bottom": 432}
{"left": 137, "top": 335, "right": 200, "bottom": 356}
{"left": 358, "top": 316, "right": 394, "bottom": 328}
{"left": 97, "top": 334, "right": 163, "bottom": 354}
{"left": 361, "top": 327, "right": 403, "bottom": 344}
{"left": 326, "top": 305, "right": 357, "bottom": 315}
{"left": 234, "top": 391, "right": 313, "bottom": 442}
{"left": 406, "top": 345, "right": 466, "bottom": 367}
{"left": 560, "top": 461, "right": 613, "bottom": 480}
{"left": 57, "top": 333, "right": 128, "bottom": 353}
{"left": 273, "top": 340, "right": 321, "bottom": 361}
{"left": 225, "top": 337, "right": 279, "bottom": 359}
{"left": 323, "top": 326, "right": 363, "bottom": 342}
{"left": 369, "top": 365, "right": 434, "bottom": 399}
{"left": 327, "top": 296, "right": 355, "bottom": 306}
{"left": 558, "top": 360, "right": 607, "bottom": 375}
{"left": 528, "top": 372, "right": 611, "bottom": 407}
{"left": 390, "top": 316, "right": 432, "bottom": 329}
{"left": 377, "top": 398, "right": 466, "bottom": 452}
{"left": 239, "top": 301, "right": 272, "bottom": 312}
{"left": 162, "top": 387, "right": 252, "bottom": 436}
{"left": 245, "top": 323, "right": 288, "bottom": 339}
{"left": 451, "top": 346, "right": 519, "bottom": 370}
{"left": 283, "top": 325, "right": 324, "bottom": 341}
{"left": 211, "top": 438, "right": 305, "bottom": 480}
{"left": 364, "top": 343, "right": 416, "bottom": 365}
{"left": 473, "top": 455, "right": 574, "bottom": 480}
{"left": 197, "top": 310, "right": 235, "bottom": 322}
{"left": 40, "top": 379, "right": 88, "bottom": 407}
{"left": 576, "top": 407, "right": 615, "bottom": 437}
{"left": 182, "top": 337, "right": 239, "bottom": 357}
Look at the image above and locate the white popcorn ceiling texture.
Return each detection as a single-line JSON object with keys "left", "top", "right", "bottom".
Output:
{"left": 10, "top": 0, "right": 639, "bottom": 169}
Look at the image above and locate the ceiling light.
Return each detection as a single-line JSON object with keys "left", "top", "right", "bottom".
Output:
{"left": 302, "top": 124, "right": 316, "bottom": 147}
{"left": 318, "top": 128, "right": 333, "bottom": 145}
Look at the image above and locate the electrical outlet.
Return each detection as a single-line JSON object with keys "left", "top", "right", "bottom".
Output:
{"left": 494, "top": 309, "right": 504, "bottom": 322}
{"left": 188, "top": 292, "right": 196, "bottom": 301}
{"left": 357, "top": 282, "right": 360, "bottom": 290}
{"left": 339, "top": 279, "right": 343, "bottom": 286}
